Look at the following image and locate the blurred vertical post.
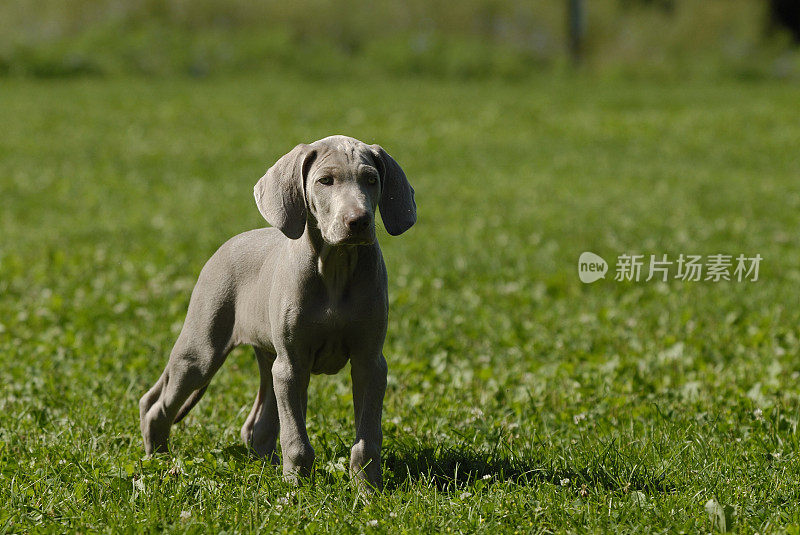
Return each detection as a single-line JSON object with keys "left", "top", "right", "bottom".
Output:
{"left": 567, "top": 0, "right": 585, "bottom": 64}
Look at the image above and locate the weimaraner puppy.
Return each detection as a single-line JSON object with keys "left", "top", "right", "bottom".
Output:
{"left": 139, "top": 135, "right": 416, "bottom": 491}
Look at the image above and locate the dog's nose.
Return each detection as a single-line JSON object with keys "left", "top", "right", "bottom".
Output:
{"left": 344, "top": 211, "right": 371, "bottom": 233}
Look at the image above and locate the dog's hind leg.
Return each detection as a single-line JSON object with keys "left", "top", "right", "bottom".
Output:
{"left": 139, "top": 326, "right": 232, "bottom": 455}
{"left": 139, "top": 369, "right": 209, "bottom": 435}
{"left": 241, "top": 347, "right": 279, "bottom": 462}
{"left": 173, "top": 385, "right": 208, "bottom": 424}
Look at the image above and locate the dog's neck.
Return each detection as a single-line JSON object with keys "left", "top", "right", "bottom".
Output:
{"left": 316, "top": 244, "right": 359, "bottom": 299}
{"left": 303, "top": 223, "right": 360, "bottom": 301}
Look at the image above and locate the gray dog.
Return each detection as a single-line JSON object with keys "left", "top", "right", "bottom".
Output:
{"left": 139, "top": 135, "right": 416, "bottom": 491}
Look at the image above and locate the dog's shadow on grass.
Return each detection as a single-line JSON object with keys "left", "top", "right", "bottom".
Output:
{"left": 220, "top": 444, "right": 252, "bottom": 461}
{"left": 380, "top": 444, "right": 676, "bottom": 494}
{"left": 223, "top": 441, "right": 675, "bottom": 495}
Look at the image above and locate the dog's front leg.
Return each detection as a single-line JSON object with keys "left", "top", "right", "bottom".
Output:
{"left": 350, "top": 353, "right": 388, "bottom": 492}
{"left": 271, "top": 354, "right": 314, "bottom": 483}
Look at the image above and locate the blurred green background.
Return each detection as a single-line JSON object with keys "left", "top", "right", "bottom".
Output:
{"left": 2, "top": 0, "right": 800, "bottom": 79}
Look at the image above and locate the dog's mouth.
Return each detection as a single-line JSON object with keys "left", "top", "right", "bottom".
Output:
{"left": 337, "top": 233, "right": 376, "bottom": 246}
{"left": 320, "top": 223, "right": 376, "bottom": 246}
{"left": 325, "top": 230, "right": 376, "bottom": 246}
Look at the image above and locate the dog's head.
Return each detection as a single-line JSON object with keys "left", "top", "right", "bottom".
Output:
{"left": 254, "top": 135, "right": 416, "bottom": 245}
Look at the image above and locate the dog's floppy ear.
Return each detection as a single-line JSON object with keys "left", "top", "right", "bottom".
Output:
{"left": 254, "top": 143, "right": 316, "bottom": 239}
{"left": 370, "top": 144, "right": 416, "bottom": 236}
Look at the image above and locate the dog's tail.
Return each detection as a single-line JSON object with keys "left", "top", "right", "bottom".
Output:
{"left": 173, "top": 385, "right": 208, "bottom": 424}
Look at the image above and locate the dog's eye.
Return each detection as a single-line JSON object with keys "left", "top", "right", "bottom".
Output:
{"left": 367, "top": 175, "right": 378, "bottom": 185}
{"left": 318, "top": 176, "right": 334, "bottom": 186}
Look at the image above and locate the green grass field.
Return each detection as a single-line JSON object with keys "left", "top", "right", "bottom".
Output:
{"left": 1, "top": 73, "right": 800, "bottom": 532}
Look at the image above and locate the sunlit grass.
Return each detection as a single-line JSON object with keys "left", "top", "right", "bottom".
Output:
{"left": 1, "top": 73, "right": 799, "bottom": 532}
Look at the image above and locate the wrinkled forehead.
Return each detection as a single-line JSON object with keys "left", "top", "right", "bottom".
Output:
{"left": 311, "top": 136, "right": 375, "bottom": 172}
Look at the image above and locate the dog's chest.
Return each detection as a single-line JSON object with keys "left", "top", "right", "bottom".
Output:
{"left": 306, "top": 302, "right": 356, "bottom": 374}
{"left": 310, "top": 331, "right": 349, "bottom": 375}
{"left": 305, "top": 298, "right": 377, "bottom": 375}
